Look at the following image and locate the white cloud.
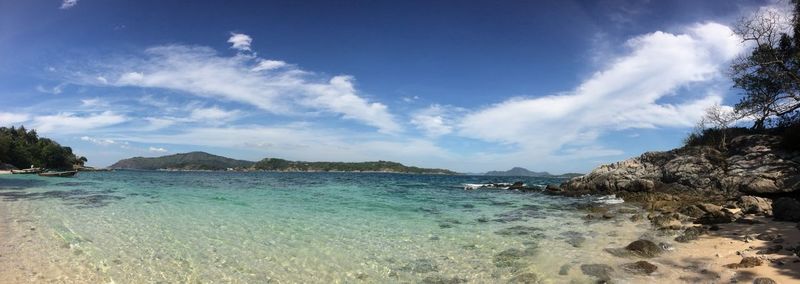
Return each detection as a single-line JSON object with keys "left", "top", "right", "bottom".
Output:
{"left": 143, "top": 117, "right": 176, "bottom": 130}
{"left": 60, "top": 0, "right": 78, "bottom": 9}
{"left": 252, "top": 59, "right": 287, "bottom": 71}
{"left": 459, "top": 22, "right": 744, "bottom": 159}
{"left": 0, "top": 112, "right": 30, "bottom": 126}
{"left": 80, "top": 136, "right": 116, "bottom": 146}
{"left": 36, "top": 84, "right": 63, "bottom": 94}
{"left": 189, "top": 106, "right": 240, "bottom": 123}
{"left": 227, "top": 33, "right": 253, "bottom": 51}
{"left": 148, "top": 146, "right": 168, "bottom": 153}
{"left": 95, "top": 43, "right": 401, "bottom": 133}
{"left": 32, "top": 111, "right": 128, "bottom": 134}
{"left": 80, "top": 98, "right": 107, "bottom": 108}
{"left": 402, "top": 95, "right": 420, "bottom": 103}
{"left": 410, "top": 104, "right": 455, "bottom": 137}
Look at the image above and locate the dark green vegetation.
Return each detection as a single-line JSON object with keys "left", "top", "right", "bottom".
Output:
{"left": 485, "top": 167, "right": 582, "bottom": 178}
{"left": 0, "top": 126, "right": 85, "bottom": 170}
{"left": 110, "top": 152, "right": 457, "bottom": 174}
{"left": 109, "top": 152, "right": 255, "bottom": 171}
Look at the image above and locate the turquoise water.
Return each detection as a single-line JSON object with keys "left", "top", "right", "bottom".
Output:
{"left": 0, "top": 171, "right": 658, "bottom": 283}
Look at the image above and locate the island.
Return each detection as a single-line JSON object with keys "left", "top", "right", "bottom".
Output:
{"left": 109, "top": 151, "right": 457, "bottom": 174}
{"left": 484, "top": 167, "right": 582, "bottom": 178}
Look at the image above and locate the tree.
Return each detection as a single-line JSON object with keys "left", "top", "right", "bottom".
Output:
{"left": 701, "top": 104, "right": 739, "bottom": 150}
{"left": 731, "top": 2, "right": 800, "bottom": 128}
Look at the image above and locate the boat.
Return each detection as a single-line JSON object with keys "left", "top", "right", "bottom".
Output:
{"left": 38, "top": 170, "right": 78, "bottom": 177}
{"left": 11, "top": 168, "right": 43, "bottom": 174}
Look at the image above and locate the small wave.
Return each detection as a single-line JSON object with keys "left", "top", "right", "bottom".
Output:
{"left": 594, "top": 194, "right": 624, "bottom": 204}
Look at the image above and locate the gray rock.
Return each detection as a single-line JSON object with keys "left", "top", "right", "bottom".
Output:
{"left": 737, "top": 196, "right": 773, "bottom": 215}
{"left": 773, "top": 198, "right": 800, "bottom": 221}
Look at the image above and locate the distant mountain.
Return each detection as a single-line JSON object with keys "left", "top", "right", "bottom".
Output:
{"left": 109, "top": 152, "right": 457, "bottom": 174}
{"left": 485, "top": 167, "right": 582, "bottom": 178}
{"left": 109, "top": 152, "right": 255, "bottom": 170}
{"left": 253, "top": 158, "right": 456, "bottom": 174}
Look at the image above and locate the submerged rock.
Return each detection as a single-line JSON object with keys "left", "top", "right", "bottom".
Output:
{"left": 493, "top": 248, "right": 536, "bottom": 268}
{"left": 558, "top": 264, "right": 572, "bottom": 275}
{"left": 399, "top": 259, "right": 438, "bottom": 273}
{"left": 580, "top": 264, "right": 614, "bottom": 281}
{"left": 507, "top": 272, "right": 543, "bottom": 284}
{"left": 624, "top": 240, "right": 662, "bottom": 258}
{"left": 675, "top": 227, "right": 707, "bottom": 243}
{"left": 560, "top": 231, "right": 586, "bottom": 248}
{"left": 421, "top": 275, "right": 467, "bottom": 284}
{"left": 495, "top": 226, "right": 543, "bottom": 237}
{"left": 620, "top": 261, "right": 658, "bottom": 275}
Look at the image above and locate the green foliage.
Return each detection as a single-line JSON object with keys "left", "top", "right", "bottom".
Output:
{"left": 0, "top": 126, "right": 81, "bottom": 169}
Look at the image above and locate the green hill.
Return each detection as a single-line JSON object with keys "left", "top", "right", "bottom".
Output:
{"left": 109, "top": 152, "right": 254, "bottom": 170}
{"left": 253, "top": 158, "right": 456, "bottom": 174}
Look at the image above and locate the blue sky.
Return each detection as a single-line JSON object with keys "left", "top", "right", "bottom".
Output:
{"left": 0, "top": 0, "right": 783, "bottom": 173}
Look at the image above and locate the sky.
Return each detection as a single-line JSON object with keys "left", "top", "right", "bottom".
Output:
{"left": 0, "top": 0, "right": 788, "bottom": 173}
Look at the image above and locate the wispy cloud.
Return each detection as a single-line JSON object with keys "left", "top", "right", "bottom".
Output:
{"left": 0, "top": 112, "right": 31, "bottom": 126}
{"left": 60, "top": 0, "right": 78, "bottom": 9}
{"left": 83, "top": 38, "right": 401, "bottom": 133}
{"left": 80, "top": 136, "right": 116, "bottom": 146}
{"left": 458, "top": 22, "right": 744, "bottom": 159}
{"left": 410, "top": 104, "right": 457, "bottom": 137}
{"left": 32, "top": 111, "right": 127, "bottom": 133}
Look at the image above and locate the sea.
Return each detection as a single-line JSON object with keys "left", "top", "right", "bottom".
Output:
{"left": 0, "top": 171, "right": 668, "bottom": 283}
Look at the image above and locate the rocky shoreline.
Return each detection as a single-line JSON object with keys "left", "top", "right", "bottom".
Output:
{"left": 544, "top": 134, "right": 800, "bottom": 283}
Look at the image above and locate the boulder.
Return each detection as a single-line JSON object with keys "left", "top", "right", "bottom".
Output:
{"left": 724, "top": 135, "right": 800, "bottom": 195}
{"left": 649, "top": 213, "right": 683, "bottom": 230}
{"left": 695, "top": 203, "right": 735, "bottom": 224}
{"left": 773, "top": 198, "right": 800, "bottom": 222}
{"left": 737, "top": 196, "right": 773, "bottom": 215}
{"left": 724, "top": 256, "right": 763, "bottom": 269}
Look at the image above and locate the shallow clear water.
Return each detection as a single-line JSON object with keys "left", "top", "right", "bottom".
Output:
{"left": 0, "top": 171, "right": 658, "bottom": 283}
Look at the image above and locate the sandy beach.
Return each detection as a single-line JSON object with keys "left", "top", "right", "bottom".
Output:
{"left": 665, "top": 217, "right": 800, "bottom": 283}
